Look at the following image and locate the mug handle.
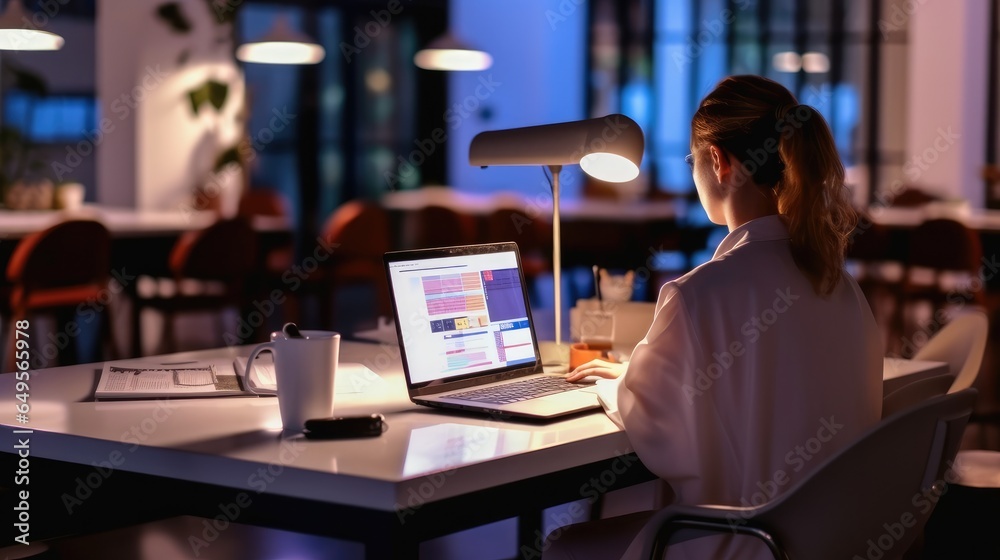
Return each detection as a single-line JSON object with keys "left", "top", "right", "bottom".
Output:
{"left": 243, "top": 342, "right": 276, "bottom": 395}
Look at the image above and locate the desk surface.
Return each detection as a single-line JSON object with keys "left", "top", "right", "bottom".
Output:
{"left": 0, "top": 342, "right": 629, "bottom": 513}
{"left": 1, "top": 343, "right": 947, "bottom": 514}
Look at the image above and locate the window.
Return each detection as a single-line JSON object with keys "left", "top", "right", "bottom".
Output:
{"left": 594, "top": 0, "right": 904, "bottom": 206}
{"left": 3, "top": 93, "right": 98, "bottom": 142}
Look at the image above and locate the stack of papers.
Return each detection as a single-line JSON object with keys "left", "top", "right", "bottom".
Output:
{"left": 95, "top": 361, "right": 245, "bottom": 399}
{"left": 94, "top": 356, "right": 386, "bottom": 400}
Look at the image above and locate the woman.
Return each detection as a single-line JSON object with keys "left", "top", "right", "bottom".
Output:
{"left": 547, "top": 75, "right": 882, "bottom": 559}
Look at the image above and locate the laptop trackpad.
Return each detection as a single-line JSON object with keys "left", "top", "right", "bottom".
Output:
{"left": 507, "top": 390, "right": 601, "bottom": 416}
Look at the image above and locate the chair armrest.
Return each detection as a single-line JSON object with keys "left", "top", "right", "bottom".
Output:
{"left": 621, "top": 503, "right": 788, "bottom": 560}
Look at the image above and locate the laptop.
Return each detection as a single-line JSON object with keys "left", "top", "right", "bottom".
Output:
{"left": 383, "top": 242, "right": 600, "bottom": 420}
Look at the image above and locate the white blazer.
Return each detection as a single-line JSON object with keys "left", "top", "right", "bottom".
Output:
{"left": 602, "top": 215, "right": 883, "bottom": 559}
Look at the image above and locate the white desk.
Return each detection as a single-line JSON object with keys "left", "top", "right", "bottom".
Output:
{"left": 0, "top": 341, "right": 647, "bottom": 558}
{"left": 0, "top": 344, "right": 947, "bottom": 557}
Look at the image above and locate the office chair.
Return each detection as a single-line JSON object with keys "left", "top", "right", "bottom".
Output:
{"left": 620, "top": 389, "right": 977, "bottom": 560}
{"left": 3, "top": 219, "right": 116, "bottom": 369}
{"left": 132, "top": 217, "right": 256, "bottom": 354}
{"left": 411, "top": 204, "right": 477, "bottom": 250}
{"left": 302, "top": 201, "right": 392, "bottom": 329}
{"left": 846, "top": 220, "right": 903, "bottom": 348}
{"left": 237, "top": 187, "right": 294, "bottom": 272}
{"left": 897, "top": 219, "right": 983, "bottom": 354}
{"left": 912, "top": 309, "right": 988, "bottom": 393}
{"left": 483, "top": 206, "right": 550, "bottom": 301}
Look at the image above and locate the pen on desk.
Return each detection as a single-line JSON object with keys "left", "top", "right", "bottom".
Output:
{"left": 160, "top": 361, "right": 197, "bottom": 365}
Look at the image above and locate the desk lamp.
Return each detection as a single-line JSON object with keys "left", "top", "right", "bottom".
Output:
{"left": 0, "top": 0, "right": 64, "bottom": 50}
{"left": 469, "top": 114, "right": 644, "bottom": 363}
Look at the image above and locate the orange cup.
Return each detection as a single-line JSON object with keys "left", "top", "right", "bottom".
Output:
{"left": 569, "top": 341, "right": 616, "bottom": 370}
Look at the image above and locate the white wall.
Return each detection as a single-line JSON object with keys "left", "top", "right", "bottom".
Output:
{"left": 97, "top": 0, "right": 244, "bottom": 210}
{"left": 904, "top": 0, "right": 990, "bottom": 206}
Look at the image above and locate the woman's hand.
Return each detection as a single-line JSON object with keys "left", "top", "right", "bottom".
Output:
{"left": 564, "top": 359, "right": 625, "bottom": 382}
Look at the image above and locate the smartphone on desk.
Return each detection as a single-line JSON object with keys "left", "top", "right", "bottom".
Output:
{"left": 303, "top": 413, "right": 385, "bottom": 440}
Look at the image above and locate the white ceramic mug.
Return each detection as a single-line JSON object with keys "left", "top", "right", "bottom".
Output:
{"left": 244, "top": 330, "right": 340, "bottom": 432}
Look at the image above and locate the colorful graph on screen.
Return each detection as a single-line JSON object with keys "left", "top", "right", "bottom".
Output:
{"left": 422, "top": 272, "right": 487, "bottom": 316}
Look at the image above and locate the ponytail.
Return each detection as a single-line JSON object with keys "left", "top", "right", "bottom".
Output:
{"left": 691, "top": 75, "right": 857, "bottom": 296}
{"left": 776, "top": 104, "right": 857, "bottom": 296}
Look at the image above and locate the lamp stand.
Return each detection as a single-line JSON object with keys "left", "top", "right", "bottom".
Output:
{"left": 550, "top": 164, "right": 563, "bottom": 347}
{"left": 539, "top": 164, "right": 570, "bottom": 369}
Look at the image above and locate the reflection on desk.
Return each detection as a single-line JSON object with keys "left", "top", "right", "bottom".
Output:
{"left": 402, "top": 423, "right": 533, "bottom": 477}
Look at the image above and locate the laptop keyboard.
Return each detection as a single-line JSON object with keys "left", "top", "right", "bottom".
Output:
{"left": 447, "top": 376, "right": 585, "bottom": 404}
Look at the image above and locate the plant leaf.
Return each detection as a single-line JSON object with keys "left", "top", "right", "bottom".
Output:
{"left": 4, "top": 65, "right": 47, "bottom": 96}
{"left": 213, "top": 146, "right": 241, "bottom": 172}
{"left": 188, "top": 85, "right": 209, "bottom": 114}
{"left": 207, "top": 81, "right": 228, "bottom": 111}
{"left": 204, "top": 0, "right": 239, "bottom": 25}
{"left": 156, "top": 3, "right": 191, "bottom": 33}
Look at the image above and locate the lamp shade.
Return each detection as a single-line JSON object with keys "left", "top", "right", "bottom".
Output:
{"left": 0, "top": 0, "right": 63, "bottom": 51}
{"left": 236, "top": 16, "right": 325, "bottom": 65}
{"left": 414, "top": 32, "right": 492, "bottom": 71}
{"left": 469, "top": 114, "right": 644, "bottom": 182}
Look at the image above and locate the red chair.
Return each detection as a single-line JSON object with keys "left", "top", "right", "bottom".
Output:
{"left": 3, "top": 220, "right": 115, "bottom": 369}
{"left": 483, "top": 206, "right": 550, "bottom": 286}
{"left": 132, "top": 218, "right": 256, "bottom": 354}
{"left": 297, "top": 201, "right": 393, "bottom": 328}
{"left": 411, "top": 205, "right": 477, "bottom": 249}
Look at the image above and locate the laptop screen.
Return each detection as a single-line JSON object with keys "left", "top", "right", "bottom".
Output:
{"left": 385, "top": 244, "right": 540, "bottom": 387}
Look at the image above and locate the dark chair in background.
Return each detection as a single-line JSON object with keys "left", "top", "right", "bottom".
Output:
{"left": 888, "top": 186, "right": 940, "bottom": 207}
{"left": 131, "top": 218, "right": 256, "bottom": 355}
{"left": 483, "top": 207, "right": 550, "bottom": 295}
{"left": 896, "top": 219, "right": 984, "bottom": 355}
{"left": 3, "top": 220, "right": 116, "bottom": 369}
{"left": 237, "top": 188, "right": 295, "bottom": 327}
{"left": 299, "top": 201, "right": 392, "bottom": 329}
{"left": 411, "top": 204, "right": 477, "bottom": 250}
{"left": 237, "top": 187, "right": 294, "bottom": 270}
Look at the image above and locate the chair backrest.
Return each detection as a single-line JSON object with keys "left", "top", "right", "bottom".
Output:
{"left": 846, "top": 220, "right": 892, "bottom": 263}
{"left": 412, "top": 205, "right": 476, "bottom": 249}
{"left": 908, "top": 218, "right": 982, "bottom": 272}
{"left": 169, "top": 218, "right": 256, "bottom": 282}
{"left": 321, "top": 200, "right": 391, "bottom": 259}
{"left": 7, "top": 219, "right": 111, "bottom": 291}
{"left": 890, "top": 187, "right": 938, "bottom": 207}
{"left": 237, "top": 188, "right": 289, "bottom": 218}
{"left": 484, "top": 207, "right": 540, "bottom": 247}
{"left": 752, "top": 389, "right": 977, "bottom": 559}
{"left": 881, "top": 374, "right": 955, "bottom": 419}
{"left": 913, "top": 310, "right": 989, "bottom": 393}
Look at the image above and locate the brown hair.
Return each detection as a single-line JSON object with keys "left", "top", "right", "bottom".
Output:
{"left": 691, "top": 75, "right": 857, "bottom": 296}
